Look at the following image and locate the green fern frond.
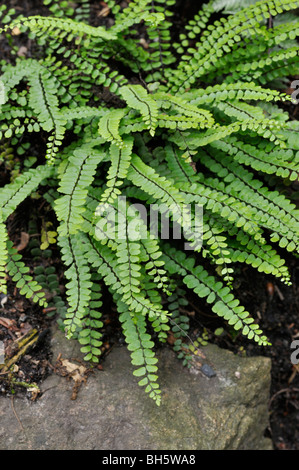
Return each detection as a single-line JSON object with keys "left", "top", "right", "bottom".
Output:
{"left": 118, "top": 300, "right": 162, "bottom": 406}
{"left": 116, "top": 235, "right": 142, "bottom": 302}
{"left": 126, "top": 154, "right": 203, "bottom": 251}
{"left": 97, "top": 137, "right": 134, "bottom": 206}
{"left": 79, "top": 231, "right": 169, "bottom": 322}
{"left": 120, "top": 85, "right": 158, "bottom": 137}
{"left": 166, "top": 286, "right": 192, "bottom": 366}
{"left": 55, "top": 145, "right": 104, "bottom": 236}
{"left": 166, "top": 0, "right": 299, "bottom": 92}
{"left": 228, "top": 241, "right": 291, "bottom": 285}
{"left": 162, "top": 244, "right": 270, "bottom": 346}
{"left": 154, "top": 91, "right": 215, "bottom": 129}
{"left": 1, "top": 15, "right": 116, "bottom": 41}
{"left": 0, "top": 165, "right": 53, "bottom": 221}
{"left": 2, "top": 0, "right": 299, "bottom": 406}
{"left": 98, "top": 109, "right": 126, "bottom": 148}
{"left": 110, "top": 0, "right": 164, "bottom": 34}
{"left": 201, "top": 148, "right": 299, "bottom": 227}
{"left": 186, "top": 82, "right": 293, "bottom": 106}
{"left": 211, "top": 137, "right": 299, "bottom": 180}
{"left": 6, "top": 241, "right": 48, "bottom": 307}
{"left": 78, "top": 273, "right": 103, "bottom": 363}
{"left": 58, "top": 233, "right": 92, "bottom": 339}
{"left": 140, "top": 236, "right": 171, "bottom": 295}
{"left": 172, "top": 1, "right": 214, "bottom": 58}
{"left": 1, "top": 59, "right": 66, "bottom": 163}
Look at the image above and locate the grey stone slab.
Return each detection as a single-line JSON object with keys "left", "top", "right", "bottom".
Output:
{"left": 0, "top": 326, "right": 273, "bottom": 450}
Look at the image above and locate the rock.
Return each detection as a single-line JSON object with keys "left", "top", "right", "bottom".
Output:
{"left": 0, "top": 326, "right": 272, "bottom": 450}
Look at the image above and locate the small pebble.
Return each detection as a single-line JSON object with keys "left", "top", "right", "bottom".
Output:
{"left": 0, "top": 294, "right": 8, "bottom": 308}
{"left": 200, "top": 363, "right": 216, "bottom": 378}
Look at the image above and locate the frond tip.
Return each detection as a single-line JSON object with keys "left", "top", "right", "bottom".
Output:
{"left": 120, "top": 85, "right": 158, "bottom": 137}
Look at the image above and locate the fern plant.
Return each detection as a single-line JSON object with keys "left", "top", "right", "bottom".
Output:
{"left": 0, "top": 0, "right": 299, "bottom": 405}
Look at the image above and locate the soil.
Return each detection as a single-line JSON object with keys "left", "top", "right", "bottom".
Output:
{"left": 0, "top": 0, "right": 299, "bottom": 452}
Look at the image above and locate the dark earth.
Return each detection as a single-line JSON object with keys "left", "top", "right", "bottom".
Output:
{"left": 0, "top": 0, "right": 299, "bottom": 451}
